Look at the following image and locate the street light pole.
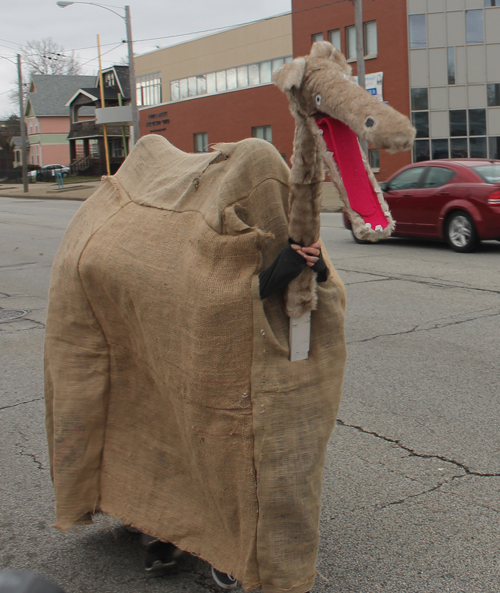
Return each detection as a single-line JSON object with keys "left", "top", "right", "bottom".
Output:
{"left": 56, "top": 1, "right": 140, "bottom": 147}
{"left": 17, "top": 54, "right": 29, "bottom": 193}
{"left": 354, "top": 0, "right": 368, "bottom": 155}
{"left": 124, "top": 5, "right": 139, "bottom": 146}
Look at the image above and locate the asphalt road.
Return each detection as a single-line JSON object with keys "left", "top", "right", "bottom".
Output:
{"left": 1, "top": 197, "right": 499, "bottom": 593}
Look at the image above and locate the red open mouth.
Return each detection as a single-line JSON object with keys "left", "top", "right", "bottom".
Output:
{"left": 315, "top": 115, "right": 389, "bottom": 232}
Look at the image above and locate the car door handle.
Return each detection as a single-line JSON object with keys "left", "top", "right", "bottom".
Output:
{"left": 403, "top": 194, "right": 411, "bottom": 197}
{"left": 439, "top": 191, "right": 450, "bottom": 196}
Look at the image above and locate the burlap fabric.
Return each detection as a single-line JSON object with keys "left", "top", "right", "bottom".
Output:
{"left": 44, "top": 135, "right": 346, "bottom": 593}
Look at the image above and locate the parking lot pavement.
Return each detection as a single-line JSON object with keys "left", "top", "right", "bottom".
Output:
{"left": 1, "top": 202, "right": 499, "bottom": 593}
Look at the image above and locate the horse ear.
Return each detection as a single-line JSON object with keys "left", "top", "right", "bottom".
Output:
{"left": 311, "top": 41, "right": 351, "bottom": 74}
{"left": 272, "top": 57, "right": 306, "bottom": 92}
{"left": 310, "top": 41, "right": 336, "bottom": 59}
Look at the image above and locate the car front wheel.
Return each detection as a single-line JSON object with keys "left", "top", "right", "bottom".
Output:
{"left": 445, "top": 211, "right": 479, "bottom": 253}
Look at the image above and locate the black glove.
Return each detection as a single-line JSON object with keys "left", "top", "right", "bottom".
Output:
{"left": 259, "top": 239, "right": 328, "bottom": 300}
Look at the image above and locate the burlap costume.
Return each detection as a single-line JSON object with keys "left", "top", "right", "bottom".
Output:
{"left": 44, "top": 135, "right": 346, "bottom": 593}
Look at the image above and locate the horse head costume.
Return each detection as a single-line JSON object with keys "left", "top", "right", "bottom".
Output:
{"left": 273, "top": 41, "right": 415, "bottom": 318}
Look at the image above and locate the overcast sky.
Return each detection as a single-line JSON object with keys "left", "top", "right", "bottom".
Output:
{"left": 0, "top": 0, "right": 291, "bottom": 118}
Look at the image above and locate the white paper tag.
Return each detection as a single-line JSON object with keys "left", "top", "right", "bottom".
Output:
{"left": 289, "top": 312, "right": 311, "bottom": 361}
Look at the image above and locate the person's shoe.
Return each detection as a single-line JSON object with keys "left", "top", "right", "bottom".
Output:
{"left": 211, "top": 565, "right": 238, "bottom": 589}
{"left": 145, "top": 541, "right": 181, "bottom": 572}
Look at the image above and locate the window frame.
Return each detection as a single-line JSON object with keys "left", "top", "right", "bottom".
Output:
{"left": 364, "top": 21, "right": 377, "bottom": 57}
{"left": 193, "top": 132, "right": 209, "bottom": 153}
{"left": 465, "top": 9, "right": 484, "bottom": 44}
{"left": 328, "top": 29, "right": 341, "bottom": 51}
{"left": 409, "top": 14, "right": 426, "bottom": 49}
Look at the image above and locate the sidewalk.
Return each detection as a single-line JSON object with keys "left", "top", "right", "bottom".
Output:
{"left": 0, "top": 179, "right": 344, "bottom": 210}
{"left": 0, "top": 179, "right": 101, "bottom": 201}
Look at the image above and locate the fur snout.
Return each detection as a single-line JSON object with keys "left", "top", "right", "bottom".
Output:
{"left": 359, "top": 109, "right": 415, "bottom": 154}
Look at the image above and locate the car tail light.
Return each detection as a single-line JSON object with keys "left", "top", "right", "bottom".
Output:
{"left": 487, "top": 189, "right": 500, "bottom": 205}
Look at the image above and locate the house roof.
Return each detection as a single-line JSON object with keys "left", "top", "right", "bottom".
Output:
{"left": 10, "top": 136, "right": 23, "bottom": 148}
{"left": 65, "top": 66, "right": 131, "bottom": 108}
{"left": 26, "top": 75, "right": 96, "bottom": 117}
{"left": 65, "top": 86, "right": 124, "bottom": 107}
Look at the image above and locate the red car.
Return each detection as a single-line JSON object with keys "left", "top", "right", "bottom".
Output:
{"left": 343, "top": 159, "right": 500, "bottom": 252}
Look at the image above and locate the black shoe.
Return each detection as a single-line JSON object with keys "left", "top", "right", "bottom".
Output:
{"left": 145, "top": 541, "right": 181, "bottom": 572}
{"left": 211, "top": 565, "right": 238, "bottom": 589}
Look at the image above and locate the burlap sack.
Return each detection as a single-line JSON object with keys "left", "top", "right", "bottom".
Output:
{"left": 44, "top": 135, "right": 346, "bottom": 593}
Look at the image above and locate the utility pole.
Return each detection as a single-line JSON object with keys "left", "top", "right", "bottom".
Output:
{"left": 17, "top": 54, "right": 29, "bottom": 193}
{"left": 354, "top": 0, "right": 368, "bottom": 155}
{"left": 125, "top": 5, "right": 140, "bottom": 147}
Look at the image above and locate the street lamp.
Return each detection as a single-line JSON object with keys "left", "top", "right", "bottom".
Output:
{"left": 56, "top": 1, "right": 140, "bottom": 147}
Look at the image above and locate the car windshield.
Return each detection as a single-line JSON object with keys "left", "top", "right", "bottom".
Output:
{"left": 471, "top": 164, "right": 500, "bottom": 184}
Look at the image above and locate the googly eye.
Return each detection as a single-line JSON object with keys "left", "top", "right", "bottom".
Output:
{"left": 315, "top": 94, "right": 322, "bottom": 106}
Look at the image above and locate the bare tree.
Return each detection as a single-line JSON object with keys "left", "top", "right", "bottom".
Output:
{"left": 9, "top": 38, "right": 82, "bottom": 106}
{"left": 22, "top": 38, "right": 82, "bottom": 76}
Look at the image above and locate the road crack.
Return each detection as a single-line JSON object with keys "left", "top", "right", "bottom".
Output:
{"left": 336, "top": 419, "right": 500, "bottom": 478}
{"left": 338, "top": 267, "right": 500, "bottom": 296}
{"left": 347, "top": 309, "right": 500, "bottom": 344}
{"left": 16, "top": 431, "right": 47, "bottom": 471}
{"left": 0, "top": 397, "right": 44, "bottom": 412}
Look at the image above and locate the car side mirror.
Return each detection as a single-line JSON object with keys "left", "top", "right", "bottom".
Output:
{"left": 379, "top": 181, "right": 388, "bottom": 191}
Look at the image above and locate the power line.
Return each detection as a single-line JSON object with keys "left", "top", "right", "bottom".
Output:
{"left": 0, "top": 2, "right": 351, "bottom": 55}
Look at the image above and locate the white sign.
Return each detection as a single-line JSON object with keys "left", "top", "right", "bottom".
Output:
{"left": 354, "top": 71, "right": 384, "bottom": 102}
{"left": 96, "top": 106, "right": 134, "bottom": 125}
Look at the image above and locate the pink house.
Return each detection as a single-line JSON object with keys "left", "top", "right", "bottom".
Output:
{"left": 24, "top": 74, "right": 95, "bottom": 167}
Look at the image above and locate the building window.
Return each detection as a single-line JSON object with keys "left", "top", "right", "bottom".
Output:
{"left": 411, "top": 88, "right": 429, "bottom": 162}
{"left": 411, "top": 88, "right": 428, "bottom": 111}
{"left": 447, "top": 47, "right": 456, "bottom": 85}
{"left": 489, "top": 137, "right": 500, "bottom": 158}
{"left": 346, "top": 26, "right": 356, "bottom": 60}
{"left": 432, "top": 139, "right": 449, "bottom": 159}
{"left": 312, "top": 33, "right": 324, "bottom": 43}
{"left": 412, "top": 112, "right": 429, "bottom": 138}
{"left": 451, "top": 137, "right": 468, "bottom": 158}
{"left": 470, "top": 137, "right": 487, "bottom": 158}
{"left": 328, "top": 29, "right": 341, "bottom": 50}
{"left": 237, "top": 66, "right": 249, "bottom": 87}
{"left": 216, "top": 71, "right": 226, "bottom": 92}
{"left": 466, "top": 10, "right": 484, "bottom": 44}
{"left": 136, "top": 72, "right": 161, "bottom": 106}
{"left": 111, "top": 140, "right": 124, "bottom": 159}
{"left": 469, "top": 109, "right": 486, "bottom": 136}
{"left": 485, "top": 0, "right": 499, "bottom": 7}
{"left": 194, "top": 132, "right": 208, "bottom": 153}
{"left": 104, "top": 71, "right": 116, "bottom": 87}
{"left": 409, "top": 14, "right": 426, "bottom": 49}
{"left": 252, "top": 125, "right": 272, "bottom": 143}
{"left": 450, "top": 110, "right": 467, "bottom": 136}
{"left": 449, "top": 110, "right": 487, "bottom": 157}
{"left": 226, "top": 68, "right": 237, "bottom": 90}
{"left": 170, "top": 56, "right": 293, "bottom": 102}
{"left": 90, "top": 138, "right": 99, "bottom": 158}
{"left": 364, "top": 21, "right": 377, "bottom": 56}
{"left": 75, "top": 139, "right": 85, "bottom": 158}
{"left": 487, "top": 83, "right": 500, "bottom": 106}
{"left": 413, "top": 140, "right": 431, "bottom": 163}
{"left": 368, "top": 149, "right": 379, "bottom": 171}
{"left": 260, "top": 61, "right": 272, "bottom": 84}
